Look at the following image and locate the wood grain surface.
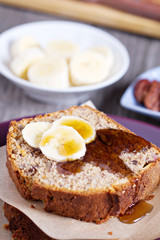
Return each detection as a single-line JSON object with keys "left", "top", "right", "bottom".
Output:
{"left": 0, "top": 4, "right": 159, "bottom": 127}
{"left": 80, "top": 0, "right": 160, "bottom": 20}
{"left": 0, "top": 0, "right": 160, "bottom": 38}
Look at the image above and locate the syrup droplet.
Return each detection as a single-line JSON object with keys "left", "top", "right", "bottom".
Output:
{"left": 119, "top": 200, "right": 153, "bottom": 224}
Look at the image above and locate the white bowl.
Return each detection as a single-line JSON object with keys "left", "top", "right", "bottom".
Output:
{"left": 0, "top": 21, "right": 129, "bottom": 105}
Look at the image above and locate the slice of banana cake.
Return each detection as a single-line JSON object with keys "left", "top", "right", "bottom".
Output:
{"left": 6, "top": 105, "right": 160, "bottom": 223}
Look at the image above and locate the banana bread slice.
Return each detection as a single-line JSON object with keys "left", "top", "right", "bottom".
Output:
{"left": 6, "top": 105, "right": 160, "bottom": 223}
{"left": 4, "top": 202, "right": 52, "bottom": 240}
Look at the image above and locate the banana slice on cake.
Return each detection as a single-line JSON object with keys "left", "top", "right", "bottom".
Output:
{"left": 27, "top": 57, "right": 69, "bottom": 89}
{"left": 22, "top": 122, "right": 52, "bottom": 148}
{"left": 39, "top": 126, "right": 86, "bottom": 162}
{"left": 89, "top": 46, "right": 114, "bottom": 69}
{"left": 46, "top": 40, "right": 80, "bottom": 61}
{"left": 10, "top": 35, "right": 39, "bottom": 58}
{"left": 52, "top": 116, "right": 96, "bottom": 143}
{"left": 70, "top": 51, "right": 111, "bottom": 86}
{"left": 10, "top": 47, "right": 45, "bottom": 79}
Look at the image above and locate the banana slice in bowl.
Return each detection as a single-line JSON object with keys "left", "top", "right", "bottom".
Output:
{"left": 46, "top": 40, "right": 80, "bottom": 62}
{"left": 27, "top": 57, "right": 69, "bottom": 89}
{"left": 10, "top": 47, "right": 45, "bottom": 79}
{"left": 89, "top": 46, "right": 114, "bottom": 69}
{"left": 70, "top": 51, "right": 111, "bottom": 86}
{"left": 10, "top": 35, "right": 39, "bottom": 58}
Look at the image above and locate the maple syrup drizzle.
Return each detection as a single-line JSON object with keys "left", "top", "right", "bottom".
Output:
{"left": 119, "top": 201, "right": 153, "bottom": 224}
{"left": 57, "top": 129, "right": 151, "bottom": 175}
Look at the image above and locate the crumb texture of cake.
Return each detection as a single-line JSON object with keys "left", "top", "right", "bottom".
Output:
{"left": 6, "top": 105, "right": 160, "bottom": 223}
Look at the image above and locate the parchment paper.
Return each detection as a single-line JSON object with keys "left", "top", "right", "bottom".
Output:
{"left": 0, "top": 145, "right": 160, "bottom": 240}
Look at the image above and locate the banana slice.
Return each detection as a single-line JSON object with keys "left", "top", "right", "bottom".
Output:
{"left": 27, "top": 57, "right": 69, "bottom": 89}
{"left": 89, "top": 46, "right": 114, "bottom": 69}
{"left": 10, "top": 47, "right": 45, "bottom": 79}
{"left": 39, "top": 126, "right": 86, "bottom": 162}
{"left": 52, "top": 116, "right": 95, "bottom": 143}
{"left": 22, "top": 122, "right": 52, "bottom": 148}
{"left": 70, "top": 51, "right": 111, "bottom": 86}
{"left": 46, "top": 40, "right": 80, "bottom": 61}
{"left": 10, "top": 35, "right": 39, "bottom": 58}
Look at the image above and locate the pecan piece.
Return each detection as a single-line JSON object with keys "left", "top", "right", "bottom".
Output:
{"left": 144, "top": 80, "right": 160, "bottom": 111}
{"left": 134, "top": 79, "right": 151, "bottom": 103}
